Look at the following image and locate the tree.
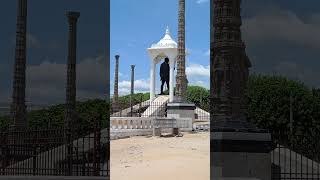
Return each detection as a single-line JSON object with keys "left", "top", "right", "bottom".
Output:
{"left": 186, "top": 86, "right": 209, "bottom": 111}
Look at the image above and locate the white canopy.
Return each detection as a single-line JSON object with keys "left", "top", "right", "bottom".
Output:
{"left": 147, "top": 27, "right": 177, "bottom": 102}
{"left": 147, "top": 26, "right": 178, "bottom": 65}
{"left": 147, "top": 26, "right": 189, "bottom": 102}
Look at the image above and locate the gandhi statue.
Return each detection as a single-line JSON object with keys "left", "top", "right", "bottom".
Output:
{"left": 160, "top": 57, "right": 170, "bottom": 95}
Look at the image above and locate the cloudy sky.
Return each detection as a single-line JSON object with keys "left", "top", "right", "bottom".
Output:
{"left": 0, "top": 0, "right": 107, "bottom": 105}
{"left": 242, "top": 0, "right": 320, "bottom": 88}
{"left": 111, "top": 0, "right": 320, "bottom": 96}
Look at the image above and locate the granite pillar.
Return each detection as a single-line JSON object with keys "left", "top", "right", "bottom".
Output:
{"left": 10, "top": 0, "right": 28, "bottom": 130}
{"left": 112, "top": 55, "right": 120, "bottom": 112}
{"left": 211, "top": 0, "right": 273, "bottom": 179}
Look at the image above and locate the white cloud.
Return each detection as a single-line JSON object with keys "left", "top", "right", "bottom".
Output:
{"left": 204, "top": 49, "right": 210, "bottom": 56}
{"left": 186, "top": 64, "right": 210, "bottom": 78}
{"left": 25, "top": 54, "right": 106, "bottom": 104}
{"left": 118, "top": 79, "right": 150, "bottom": 95}
{"left": 27, "top": 33, "right": 41, "bottom": 48}
{"left": 189, "top": 80, "right": 209, "bottom": 89}
{"left": 196, "top": 0, "right": 209, "bottom": 4}
{"left": 185, "top": 63, "right": 210, "bottom": 89}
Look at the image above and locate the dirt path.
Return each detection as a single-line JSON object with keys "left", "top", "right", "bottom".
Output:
{"left": 111, "top": 132, "right": 209, "bottom": 180}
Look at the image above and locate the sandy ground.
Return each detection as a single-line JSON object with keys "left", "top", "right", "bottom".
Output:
{"left": 111, "top": 132, "right": 209, "bottom": 180}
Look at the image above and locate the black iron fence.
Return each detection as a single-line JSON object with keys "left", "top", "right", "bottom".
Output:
{"left": 271, "top": 131, "right": 320, "bottom": 179}
{"left": 111, "top": 100, "right": 210, "bottom": 122}
{"left": 111, "top": 101, "right": 167, "bottom": 118}
{"left": 0, "top": 118, "right": 109, "bottom": 176}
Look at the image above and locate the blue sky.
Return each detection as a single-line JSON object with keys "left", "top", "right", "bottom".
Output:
{"left": 110, "top": 0, "right": 210, "bottom": 95}
{"left": 111, "top": 0, "right": 320, "bottom": 95}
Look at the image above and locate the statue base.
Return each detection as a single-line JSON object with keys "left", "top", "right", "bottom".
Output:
{"left": 166, "top": 102, "right": 196, "bottom": 119}
{"left": 211, "top": 117, "right": 274, "bottom": 180}
{"left": 166, "top": 102, "right": 195, "bottom": 131}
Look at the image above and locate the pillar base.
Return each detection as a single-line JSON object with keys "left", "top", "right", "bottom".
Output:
{"left": 211, "top": 131, "right": 274, "bottom": 180}
{"left": 153, "top": 128, "right": 161, "bottom": 136}
{"left": 166, "top": 102, "right": 196, "bottom": 119}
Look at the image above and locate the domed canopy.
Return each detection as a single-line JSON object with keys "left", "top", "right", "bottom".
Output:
{"left": 147, "top": 26, "right": 178, "bottom": 65}
{"left": 150, "top": 26, "right": 177, "bottom": 49}
{"left": 147, "top": 26, "right": 189, "bottom": 103}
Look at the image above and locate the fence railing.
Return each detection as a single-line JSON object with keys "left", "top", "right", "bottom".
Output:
{"left": 111, "top": 101, "right": 167, "bottom": 118}
{"left": 0, "top": 125, "right": 109, "bottom": 176}
{"left": 271, "top": 131, "right": 320, "bottom": 179}
{"left": 111, "top": 101, "right": 210, "bottom": 122}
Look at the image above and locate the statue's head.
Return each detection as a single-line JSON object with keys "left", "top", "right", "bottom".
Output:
{"left": 165, "top": 57, "right": 169, "bottom": 63}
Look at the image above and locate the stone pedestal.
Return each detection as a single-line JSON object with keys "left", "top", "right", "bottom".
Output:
{"left": 172, "top": 128, "right": 179, "bottom": 135}
{"left": 167, "top": 102, "right": 195, "bottom": 119}
{"left": 211, "top": 132, "right": 273, "bottom": 180}
{"left": 153, "top": 128, "right": 161, "bottom": 136}
{"left": 167, "top": 102, "right": 195, "bottom": 131}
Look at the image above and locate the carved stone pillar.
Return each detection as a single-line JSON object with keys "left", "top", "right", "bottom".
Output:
{"left": 175, "top": 0, "right": 187, "bottom": 102}
{"left": 10, "top": 0, "right": 28, "bottom": 130}
{"left": 65, "top": 11, "right": 80, "bottom": 130}
{"left": 112, "top": 55, "right": 120, "bottom": 112}
{"left": 130, "top": 65, "right": 135, "bottom": 116}
{"left": 130, "top": 65, "right": 135, "bottom": 95}
{"left": 211, "top": 1, "right": 273, "bottom": 179}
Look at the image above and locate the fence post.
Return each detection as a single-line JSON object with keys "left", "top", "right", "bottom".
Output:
{"left": 289, "top": 93, "right": 293, "bottom": 135}
{"left": 139, "top": 95, "right": 142, "bottom": 117}
{"left": 32, "top": 145, "right": 37, "bottom": 175}
{"left": 92, "top": 113, "right": 101, "bottom": 176}
{"left": 130, "top": 101, "right": 133, "bottom": 117}
{"left": 66, "top": 127, "right": 73, "bottom": 176}
{"left": 97, "top": 114, "right": 101, "bottom": 175}
{"left": 1, "top": 132, "right": 9, "bottom": 175}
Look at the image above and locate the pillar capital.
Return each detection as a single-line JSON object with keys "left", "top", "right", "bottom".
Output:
{"left": 66, "top": 11, "right": 80, "bottom": 22}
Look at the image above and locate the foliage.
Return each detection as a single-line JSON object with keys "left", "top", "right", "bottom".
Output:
{"left": 0, "top": 99, "right": 109, "bottom": 130}
{"left": 0, "top": 115, "right": 10, "bottom": 131}
{"left": 186, "top": 86, "right": 210, "bottom": 111}
{"left": 118, "top": 93, "right": 150, "bottom": 105}
{"left": 246, "top": 75, "right": 320, "bottom": 159}
{"left": 246, "top": 75, "right": 320, "bottom": 134}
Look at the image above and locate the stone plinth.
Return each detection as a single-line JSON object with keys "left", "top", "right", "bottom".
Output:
{"left": 153, "top": 128, "right": 161, "bottom": 136}
{"left": 167, "top": 102, "right": 195, "bottom": 132}
{"left": 167, "top": 102, "right": 195, "bottom": 119}
{"left": 211, "top": 132, "right": 273, "bottom": 180}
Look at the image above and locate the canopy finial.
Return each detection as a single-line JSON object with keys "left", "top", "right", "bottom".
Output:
{"left": 166, "top": 26, "right": 170, "bottom": 35}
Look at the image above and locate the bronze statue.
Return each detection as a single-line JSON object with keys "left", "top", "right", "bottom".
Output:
{"left": 160, "top": 58, "right": 170, "bottom": 95}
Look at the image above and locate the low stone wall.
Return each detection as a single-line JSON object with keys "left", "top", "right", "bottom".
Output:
{"left": 110, "top": 129, "right": 153, "bottom": 140}
{"left": 110, "top": 117, "right": 153, "bottom": 129}
{"left": 110, "top": 117, "right": 193, "bottom": 139}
